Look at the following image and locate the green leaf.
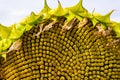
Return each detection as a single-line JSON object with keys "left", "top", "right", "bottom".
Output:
{"left": 0, "top": 24, "right": 12, "bottom": 39}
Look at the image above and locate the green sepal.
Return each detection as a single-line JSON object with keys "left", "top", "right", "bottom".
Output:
{"left": 41, "top": 0, "right": 51, "bottom": 13}
{"left": 50, "top": 0, "right": 68, "bottom": 16}
{"left": 111, "top": 22, "right": 120, "bottom": 37}
{"left": 101, "top": 23, "right": 107, "bottom": 30}
{"left": 25, "top": 24, "right": 33, "bottom": 31}
{"left": 90, "top": 10, "right": 113, "bottom": 28}
{"left": 0, "top": 39, "right": 12, "bottom": 52}
{"left": 75, "top": 14, "right": 84, "bottom": 21}
{"left": 91, "top": 17, "right": 99, "bottom": 27}
{"left": 31, "top": 12, "right": 42, "bottom": 25}
{"left": 9, "top": 24, "right": 25, "bottom": 39}
{"left": 0, "top": 53, "right": 6, "bottom": 61}
{"left": 93, "top": 10, "right": 114, "bottom": 23}
{"left": 68, "top": 0, "right": 88, "bottom": 17}
{"left": 27, "top": 12, "right": 44, "bottom": 25}
{"left": 40, "top": 0, "right": 51, "bottom": 19}
{"left": 65, "top": 11, "right": 76, "bottom": 21}
{"left": 87, "top": 13, "right": 99, "bottom": 27}
{"left": 20, "top": 12, "right": 44, "bottom": 25}
{"left": 0, "top": 24, "right": 12, "bottom": 39}
{"left": 0, "top": 37, "right": 2, "bottom": 41}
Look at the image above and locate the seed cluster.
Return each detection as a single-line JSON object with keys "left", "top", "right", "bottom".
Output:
{"left": 0, "top": 17, "right": 120, "bottom": 80}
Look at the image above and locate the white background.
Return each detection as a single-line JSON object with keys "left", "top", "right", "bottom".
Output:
{"left": 0, "top": 0, "right": 120, "bottom": 26}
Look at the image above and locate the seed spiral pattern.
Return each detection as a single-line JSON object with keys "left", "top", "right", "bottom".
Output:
{"left": 0, "top": 17, "right": 120, "bottom": 80}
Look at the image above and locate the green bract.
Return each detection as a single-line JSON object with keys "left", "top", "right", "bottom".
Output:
{"left": 0, "top": 0, "right": 120, "bottom": 57}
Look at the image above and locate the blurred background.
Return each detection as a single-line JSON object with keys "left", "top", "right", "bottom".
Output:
{"left": 0, "top": 0, "right": 120, "bottom": 26}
